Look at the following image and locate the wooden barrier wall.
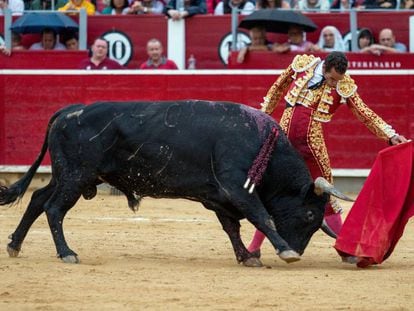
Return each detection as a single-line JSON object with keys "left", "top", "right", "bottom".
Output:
{"left": 1, "top": 12, "right": 413, "bottom": 69}
{"left": 1, "top": 69, "right": 413, "bottom": 169}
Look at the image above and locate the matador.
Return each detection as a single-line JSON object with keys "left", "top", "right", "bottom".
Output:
{"left": 247, "top": 52, "right": 407, "bottom": 259}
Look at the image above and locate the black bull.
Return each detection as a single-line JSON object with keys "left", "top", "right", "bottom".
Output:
{"left": 0, "top": 101, "right": 349, "bottom": 266}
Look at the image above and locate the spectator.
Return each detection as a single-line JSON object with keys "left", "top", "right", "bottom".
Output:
{"left": 164, "top": 0, "right": 206, "bottom": 20}
{"left": 330, "top": 0, "right": 358, "bottom": 10}
{"left": 214, "top": 0, "right": 255, "bottom": 15}
{"left": 378, "top": 28, "right": 407, "bottom": 52}
{"left": 58, "top": 0, "right": 96, "bottom": 15}
{"left": 296, "top": 0, "right": 331, "bottom": 11}
{"left": 360, "top": 0, "right": 396, "bottom": 8}
{"left": 317, "top": 25, "right": 346, "bottom": 52}
{"left": 361, "top": 28, "right": 406, "bottom": 54}
{"left": 2, "top": 31, "right": 27, "bottom": 55}
{"left": 127, "top": 0, "right": 164, "bottom": 14}
{"left": 247, "top": 51, "right": 407, "bottom": 261}
{"left": 401, "top": 0, "right": 414, "bottom": 8}
{"left": 237, "top": 26, "right": 272, "bottom": 63}
{"left": 30, "top": 0, "right": 67, "bottom": 10}
{"left": 101, "top": 0, "right": 130, "bottom": 13}
{"left": 256, "top": 0, "right": 290, "bottom": 9}
{"left": 79, "top": 37, "right": 124, "bottom": 69}
{"left": 206, "top": 0, "right": 220, "bottom": 13}
{"left": 272, "top": 25, "right": 319, "bottom": 53}
{"left": 62, "top": 32, "right": 79, "bottom": 50}
{"left": 355, "top": 28, "right": 374, "bottom": 51}
{"left": 29, "top": 28, "right": 66, "bottom": 50}
{"left": 10, "top": 31, "right": 26, "bottom": 50}
{"left": 0, "top": 45, "right": 11, "bottom": 56}
{"left": 0, "top": 0, "right": 24, "bottom": 15}
{"left": 139, "top": 38, "right": 178, "bottom": 69}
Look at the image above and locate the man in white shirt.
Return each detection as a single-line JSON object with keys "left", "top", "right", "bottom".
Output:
{"left": 0, "top": 0, "right": 24, "bottom": 15}
{"left": 29, "top": 28, "right": 66, "bottom": 50}
{"left": 214, "top": 0, "right": 254, "bottom": 15}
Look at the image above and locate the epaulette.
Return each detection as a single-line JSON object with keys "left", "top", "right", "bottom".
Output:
{"left": 336, "top": 74, "right": 358, "bottom": 98}
{"left": 291, "top": 54, "right": 321, "bottom": 73}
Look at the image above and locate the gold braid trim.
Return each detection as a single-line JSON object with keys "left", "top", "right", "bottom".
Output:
{"left": 308, "top": 118, "right": 342, "bottom": 212}
{"left": 308, "top": 119, "right": 332, "bottom": 183}
{"left": 261, "top": 65, "right": 294, "bottom": 114}
{"left": 313, "top": 86, "right": 334, "bottom": 122}
{"left": 291, "top": 54, "right": 320, "bottom": 73}
{"left": 261, "top": 55, "right": 320, "bottom": 115}
{"left": 280, "top": 106, "right": 294, "bottom": 133}
{"left": 348, "top": 93, "right": 396, "bottom": 140}
{"left": 336, "top": 74, "right": 357, "bottom": 103}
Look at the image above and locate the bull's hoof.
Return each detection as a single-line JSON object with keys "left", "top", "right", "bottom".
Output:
{"left": 7, "top": 245, "right": 20, "bottom": 258}
{"left": 61, "top": 255, "right": 80, "bottom": 264}
{"left": 242, "top": 257, "right": 263, "bottom": 267}
{"left": 250, "top": 249, "right": 261, "bottom": 259}
{"left": 278, "top": 250, "right": 301, "bottom": 263}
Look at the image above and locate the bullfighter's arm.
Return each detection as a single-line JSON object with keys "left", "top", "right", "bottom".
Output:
{"left": 347, "top": 92, "right": 398, "bottom": 142}
{"left": 260, "top": 64, "right": 294, "bottom": 115}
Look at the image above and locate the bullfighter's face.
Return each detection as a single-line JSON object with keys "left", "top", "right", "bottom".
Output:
{"left": 323, "top": 66, "right": 345, "bottom": 88}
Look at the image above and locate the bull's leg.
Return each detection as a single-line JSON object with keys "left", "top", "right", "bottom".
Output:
{"left": 227, "top": 193, "right": 300, "bottom": 263}
{"left": 8, "top": 182, "right": 56, "bottom": 257}
{"left": 43, "top": 186, "right": 82, "bottom": 263}
{"left": 215, "top": 212, "right": 263, "bottom": 268}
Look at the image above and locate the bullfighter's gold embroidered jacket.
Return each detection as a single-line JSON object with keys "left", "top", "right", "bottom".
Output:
{"left": 261, "top": 54, "right": 396, "bottom": 141}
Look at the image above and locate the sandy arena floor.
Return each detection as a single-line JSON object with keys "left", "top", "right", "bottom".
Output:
{"left": 0, "top": 192, "right": 413, "bottom": 310}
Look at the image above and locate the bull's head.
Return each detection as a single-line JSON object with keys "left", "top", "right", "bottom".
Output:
{"left": 266, "top": 177, "right": 352, "bottom": 256}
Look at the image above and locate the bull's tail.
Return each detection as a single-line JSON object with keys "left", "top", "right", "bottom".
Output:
{"left": 0, "top": 104, "right": 85, "bottom": 205}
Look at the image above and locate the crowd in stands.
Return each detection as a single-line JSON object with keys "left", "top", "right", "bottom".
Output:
{"left": 0, "top": 0, "right": 412, "bottom": 65}
{"left": 1, "top": 0, "right": 413, "bottom": 16}
{"left": 236, "top": 24, "right": 407, "bottom": 63}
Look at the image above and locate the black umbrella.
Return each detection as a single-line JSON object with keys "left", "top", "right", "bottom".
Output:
{"left": 239, "top": 9, "right": 318, "bottom": 34}
{"left": 10, "top": 12, "right": 79, "bottom": 34}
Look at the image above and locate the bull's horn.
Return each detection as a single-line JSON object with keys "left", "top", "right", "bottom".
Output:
{"left": 314, "top": 177, "right": 355, "bottom": 202}
{"left": 321, "top": 219, "right": 338, "bottom": 239}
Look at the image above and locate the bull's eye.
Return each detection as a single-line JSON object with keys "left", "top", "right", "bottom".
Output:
{"left": 306, "top": 210, "right": 315, "bottom": 222}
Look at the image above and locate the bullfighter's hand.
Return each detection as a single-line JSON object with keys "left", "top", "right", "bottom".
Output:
{"left": 390, "top": 135, "right": 408, "bottom": 145}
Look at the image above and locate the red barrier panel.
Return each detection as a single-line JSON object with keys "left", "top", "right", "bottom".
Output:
{"left": 0, "top": 70, "right": 412, "bottom": 168}
{"left": 228, "top": 52, "right": 414, "bottom": 69}
{"left": 0, "top": 50, "right": 88, "bottom": 69}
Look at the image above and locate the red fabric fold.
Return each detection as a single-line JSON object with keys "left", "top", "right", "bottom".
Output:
{"left": 334, "top": 141, "right": 414, "bottom": 267}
